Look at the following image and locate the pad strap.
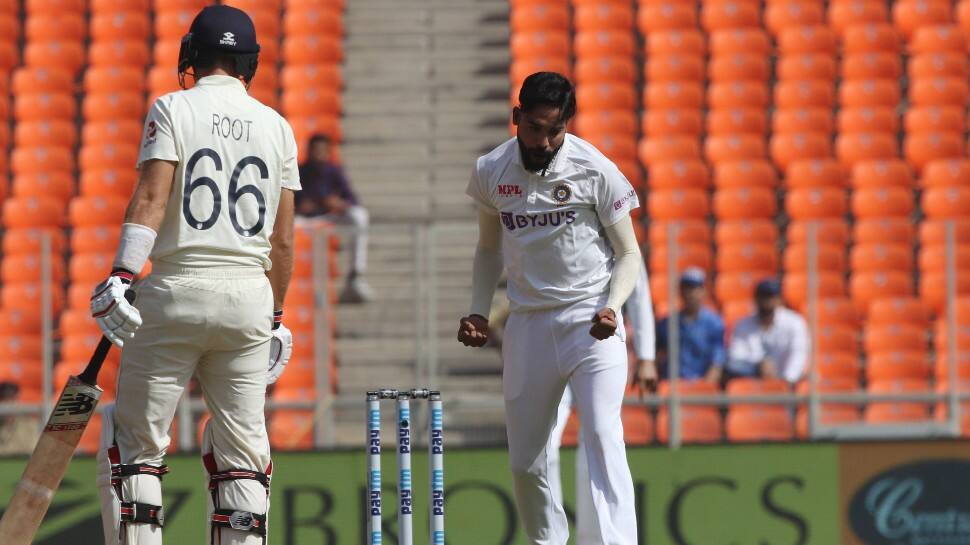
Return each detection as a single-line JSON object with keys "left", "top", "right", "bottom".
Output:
{"left": 208, "top": 468, "right": 270, "bottom": 490}
{"left": 120, "top": 501, "right": 165, "bottom": 527}
{"left": 211, "top": 510, "right": 267, "bottom": 536}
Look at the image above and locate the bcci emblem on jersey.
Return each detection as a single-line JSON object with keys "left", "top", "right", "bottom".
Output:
{"left": 553, "top": 184, "right": 571, "bottom": 204}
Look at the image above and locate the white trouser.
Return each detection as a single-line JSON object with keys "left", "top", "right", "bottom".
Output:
{"left": 326, "top": 205, "right": 368, "bottom": 274}
{"left": 548, "top": 387, "right": 601, "bottom": 545}
{"left": 503, "top": 297, "right": 637, "bottom": 545}
{"left": 97, "top": 267, "right": 273, "bottom": 545}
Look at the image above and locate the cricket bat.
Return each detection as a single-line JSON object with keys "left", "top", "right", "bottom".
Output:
{"left": 0, "top": 292, "right": 133, "bottom": 545}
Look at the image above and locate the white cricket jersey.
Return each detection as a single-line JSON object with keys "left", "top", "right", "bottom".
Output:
{"left": 466, "top": 134, "right": 640, "bottom": 312}
{"left": 727, "top": 307, "right": 810, "bottom": 383}
{"left": 137, "top": 75, "right": 301, "bottom": 271}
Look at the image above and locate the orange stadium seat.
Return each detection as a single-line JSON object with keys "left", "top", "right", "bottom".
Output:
{"left": 88, "top": 41, "right": 150, "bottom": 67}
{"left": 904, "top": 132, "right": 965, "bottom": 172}
{"left": 639, "top": 136, "right": 701, "bottom": 165}
{"left": 68, "top": 196, "right": 128, "bottom": 227}
{"left": 776, "top": 54, "right": 837, "bottom": 81}
{"left": 715, "top": 220, "right": 778, "bottom": 245}
{"left": 649, "top": 220, "right": 711, "bottom": 246}
{"left": 281, "top": 64, "right": 342, "bottom": 91}
{"left": 15, "top": 121, "right": 77, "bottom": 149}
{"left": 82, "top": 120, "right": 144, "bottom": 147}
{"left": 856, "top": 217, "right": 916, "bottom": 245}
{"left": 13, "top": 172, "right": 74, "bottom": 203}
{"left": 646, "top": 30, "right": 705, "bottom": 56}
{"left": 767, "top": 3, "right": 825, "bottom": 36}
{"left": 716, "top": 244, "right": 777, "bottom": 273}
{"left": 583, "top": 134, "right": 636, "bottom": 162}
{"left": 27, "top": 0, "right": 86, "bottom": 13}
{"left": 842, "top": 53, "right": 903, "bottom": 80}
{"left": 909, "top": 78, "right": 969, "bottom": 107}
{"left": 647, "top": 189, "right": 709, "bottom": 220}
{"left": 621, "top": 406, "right": 655, "bottom": 445}
{"left": 649, "top": 245, "right": 713, "bottom": 273}
{"left": 282, "top": 35, "right": 343, "bottom": 64}
{"left": 909, "top": 53, "right": 967, "bottom": 79}
{"left": 510, "top": 4, "right": 569, "bottom": 32}
{"left": 657, "top": 407, "right": 723, "bottom": 444}
{"left": 838, "top": 107, "right": 899, "bottom": 134}
{"left": 774, "top": 80, "right": 835, "bottom": 109}
{"left": 850, "top": 159, "right": 912, "bottom": 189}
{"left": 815, "top": 325, "right": 858, "bottom": 354}
{"left": 709, "top": 29, "right": 771, "bottom": 56}
{"left": 867, "top": 351, "right": 931, "bottom": 381}
{"left": 12, "top": 67, "right": 73, "bottom": 94}
{"left": 11, "top": 147, "right": 74, "bottom": 175}
{"left": 63, "top": 334, "right": 119, "bottom": 366}
{"left": 510, "top": 57, "right": 571, "bottom": 86}
{"left": 637, "top": 4, "right": 697, "bottom": 33}
{"left": 644, "top": 82, "right": 704, "bottom": 109}
{"left": 647, "top": 159, "right": 711, "bottom": 189}
{"left": 0, "top": 336, "right": 42, "bottom": 361}
{"left": 785, "top": 159, "right": 844, "bottom": 188}
{"left": 920, "top": 219, "right": 970, "bottom": 247}
{"left": 922, "top": 186, "right": 970, "bottom": 219}
{"left": 920, "top": 244, "right": 970, "bottom": 273}
{"left": 865, "top": 379, "right": 930, "bottom": 422}
{"left": 701, "top": 1, "right": 761, "bottom": 32}
{"left": 0, "top": 310, "right": 42, "bottom": 336}
{"left": 851, "top": 244, "right": 913, "bottom": 272}
{"left": 574, "top": 57, "right": 637, "bottom": 84}
{"left": 84, "top": 66, "right": 147, "bottom": 94}
{"left": 510, "top": 31, "right": 570, "bottom": 58}
{"left": 284, "top": 7, "right": 344, "bottom": 36}
{"left": 574, "top": 4, "right": 634, "bottom": 31}
{"left": 868, "top": 297, "right": 930, "bottom": 328}
{"left": 851, "top": 187, "right": 913, "bottom": 218}
{"left": 851, "top": 272, "right": 913, "bottom": 312}
{"left": 716, "top": 271, "right": 770, "bottom": 304}
{"left": 784, "top": 272, "right": 846, "bottom": 309}
{"left": 4, "top": 228, "right": 66, "bottom": 256}
{"left": 2, "top": 254, "right": 64, "bottom": 284}
{"left": 843, "top": 23, "right": 901, "bottom": 54}
{"left": 0, "top": 14, "right": 17, "bottom": 42}
{"left": 577, "top": 110, "right": 637, "bottom": 136}
{"left": 723, "top": 299, "right": 755, "bottom": 325}
{"left": 709, "top": 54, "right": 769, "bottom": 82}
{"left": 770, "top": 133, "right": 833, "bottom": 171}
{"left": 713, "top": 160, "right": 776, "bottom": 189}
{"left": 92, "top": 0, "right": 150, "bottom": 10}
{"left": 865, "top": 324, "right": 927, "bottom": 354}
{"left": 778, "top": 25, "right": 837, "bottom": 55}
{"left": 0, "top": 42, "right": 17, "bottom": 72}
{"left": 910, "top": 25, "right": 966, "bottom": 53}
{"left": 79, "top": 145, "right": 139, "bottom": 172}
{"left": 288, "top": 117, "right": 342, "bottom": 150}
{"left": 922, "top": 159, "right": 970, "bottom": 189}
{"left": 840, "top": 79, "right": 900, "bottom": 108}
{"left": 281, "top": 87, "right": 341, "bottom": 117}
{"left": 773, "top": 108, "right": 834, "bottom": 135}
{"left": 783, "top": 244, "right": 847, "bottom": 273}
{"left": 80, "top": 169, "right": 137, "bottom": 198}
{"left": 708, "top": 82, "right": 769, "bottom": 109}
{"left": 796, "top": 406, "right": 860, "bottom": 439}
{"left": 83, "top": 93, "right": 144, "bottom": 124}
{"left": 707, "top": 108, "right": 767, "bottom": 135}
{"left": 905, "top": 106, "right": 965, "bottom": 134}
{"left": 24, "top": 41, "right": 85, "bottom": 73}
{"left": 14, "top": 93, "right": 76, "bottom": 121}
{"left": 25, "top": 14, "right": 86, "bottom": 42}
{"left": 575, "top": 83, "right": 636, "bottom": 110}
{"left": 893, "top": 0, "right": 952, "bottom": 39}
{"left": 60, "top": 309, "right": 99, "bottom": 336}
{"left": 0, "top": 360, "right": 43, "bottom": 399}
{"left": 727, "top": 408, "right": 793, "bottom": 442}
{"left": 642, "top": 109, "right": 703, "bottom": 137}
{"left": 829, "top": 1, "right": 889, "bottom": 35}
{"left": 836, "top": 132, "right": 898, "bottom": 166}
{"left": 3, "top": 197, "right": 65, "bottom": 229}
{"left": 647, "top": 55, "right": 705, "bottom": 82}
{"left": 817, "top": 298, "right": 860, "bottom": 329}
{"left": 69, "top": 253, "right": 113, "bottom": 283}
{"left": 71, "top": 226, "right": 121, "bottom": 254}
{"left": 91, "top": 12, "right": 150, "bottom": 41}
{"left": 2, "top": 283, "right": 64, "bottom": 315}
{"left": 705, "top": 135, "right": 766, "bottom": 164}
{"left": 713, "top": 187, "right": 776, "bottom": 219}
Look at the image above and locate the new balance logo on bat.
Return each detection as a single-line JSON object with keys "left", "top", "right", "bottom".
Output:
{"left": 53, "top": 392, "right": 96, "bottom": 417}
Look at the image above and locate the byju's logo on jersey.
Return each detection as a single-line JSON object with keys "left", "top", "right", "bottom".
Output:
{"left": 500, "top": 211, "right": 576, "bottom": 231}
{"left": 497, "top": 184, "right": 522, "bottom": 197}
{"left": 613, "top": 189, "right": 637, "bottom": 211}
{"left": 220, "top": 32, "right": 237, "bottom": 46}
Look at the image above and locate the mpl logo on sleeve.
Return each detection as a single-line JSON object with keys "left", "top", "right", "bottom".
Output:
{"left": 497, "top": 184, "right": 522, "bottom": 197}
{"left": 848, "top": 460, "right": 970, "bottom": 545}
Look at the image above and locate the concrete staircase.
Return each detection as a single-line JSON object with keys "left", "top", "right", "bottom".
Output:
{"left": 329, "top": 0, "right": 511, "bottom": 446}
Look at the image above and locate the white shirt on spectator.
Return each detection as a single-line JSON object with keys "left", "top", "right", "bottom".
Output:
{"left": 727, "top": 307, "right": 809, "bottom": 383}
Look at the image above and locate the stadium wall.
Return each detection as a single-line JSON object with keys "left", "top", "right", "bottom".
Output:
{"left": 0, "top": 441, "right": 966, "bottom": 545}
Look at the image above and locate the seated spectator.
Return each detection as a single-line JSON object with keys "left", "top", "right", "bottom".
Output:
{"left": 726, "top": 279, "right": 809, "bottom": 384}
{"left": 656, "top": 268, "right": 725, "bottom": 382}
{"left": 297, "top": 134, "right": 374, "bottom": 302}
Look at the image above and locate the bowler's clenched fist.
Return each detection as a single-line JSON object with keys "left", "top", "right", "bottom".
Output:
{"left": 589, "top": 308, "right": 617, "bottom": 340}
{"left": 457, "top": 314, "right": 489, "bottom": 347}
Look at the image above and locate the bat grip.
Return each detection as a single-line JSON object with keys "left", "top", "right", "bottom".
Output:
{"left": 78, "top": 290, "right": 136, "bottom": 386}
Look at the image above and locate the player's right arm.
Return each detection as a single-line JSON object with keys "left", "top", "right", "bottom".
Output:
{"left": 458, "top": 208, "right": 503, "bottom": 348}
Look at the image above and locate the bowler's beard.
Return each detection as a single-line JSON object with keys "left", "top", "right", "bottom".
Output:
{"left": 517, "top": 137, "right": 560, "bottom": 173}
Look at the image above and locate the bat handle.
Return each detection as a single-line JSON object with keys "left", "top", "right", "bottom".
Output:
{"left": 78, "top": 290, "right": 136, "bottom": 386}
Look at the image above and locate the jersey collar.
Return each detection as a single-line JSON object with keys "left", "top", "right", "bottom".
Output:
{"left": 514, "top": 134, "right": 571, "bottom": 177}
{"left": 195, "top": 74, "right": 247, "bottom": 90}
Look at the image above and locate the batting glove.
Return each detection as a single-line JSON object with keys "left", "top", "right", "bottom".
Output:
{"left": 91, "top": 271, "right": 142, "bottom": 348}
{"left": 267, "top": 310, "right": 293, "bottom": 384}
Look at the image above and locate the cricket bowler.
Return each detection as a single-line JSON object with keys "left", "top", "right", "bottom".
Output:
{"left": 89, "top": 6, "right": 299, "bottom": 544}
{"left": 458, "top": 72, "right": 643, "bottom": 545}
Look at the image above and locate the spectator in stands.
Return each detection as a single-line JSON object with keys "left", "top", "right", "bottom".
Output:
{"left": 655, "top": 268, "right": 725, "bottom": 382}
{"left": 297, "top": 134, "right": 374, "bottom": 302}
{"left": 725, "top": 279, "right": 809, "bottom": 384}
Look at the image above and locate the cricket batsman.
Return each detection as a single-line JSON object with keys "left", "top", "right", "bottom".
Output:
{"left": 458, "top": 72, "right": 643, "bottom": 544}
{"left": 89, "top": 6, "right": 299, "bottom": 544}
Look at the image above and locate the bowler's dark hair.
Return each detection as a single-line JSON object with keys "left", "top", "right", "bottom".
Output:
{"left": 308, "top": 133, "right": 331, "bottom": 148}
{"left": 518, "top": 72, "right": 576, "bottom": 122}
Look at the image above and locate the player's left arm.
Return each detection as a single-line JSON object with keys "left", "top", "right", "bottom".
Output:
{"left": 590, "top": 215, "right": 642, "bottom": 340}
{"left": 267, "top": 188, "right": 295, "bottom": 312}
